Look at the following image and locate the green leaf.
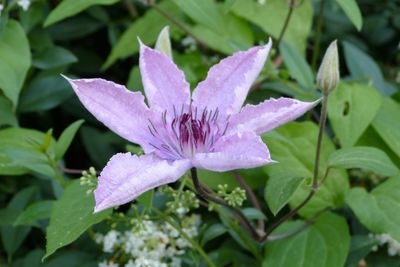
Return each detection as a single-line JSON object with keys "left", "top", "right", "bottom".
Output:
{"left": 0, "top": 94, "right": 18, "bottom": 127}
{"left": 173, "top": 0, "right": 254, "bottom": 54}
{"left": 1, "top": 187, "right": 37, "bottom": 258}
{"left": 279, "top": 42, "right": 314, "bottom": 89}
{"left": 44, "top": 180, "right": 112, "bottom": 259}
{"left": 32, "top": 46, "right": 77, "bottom": 69}
{"left": 328, "top": 82, "right": 382, "bottom": 148}
{"left": 346, "top": 177, "right": 400, "bottom": 242}
{"left": 328, "top": 146, "right": 399, "bottom": 177}
{"left": 136, "top": 190, "right": 154, "bottom": 211}
{"left": 200, "top": 223, "right": 227, "bottom": 246}
{"left": 265, "top": 171, "right": 305, "bottom": 215}
{"left": 263, "top": 213, "right": 350, "bottom": 267}
{"left": 18, "top": 74, "right": 74, "bottom": 113}
{"left": 343, "top": 41, "right": 394, "bottom": 96}
{"left": 372, "top": 98, "right": 400, "bottom": 159}
{"left": 103, "top": 1, "right": 182, "bottom": 69}
{"left": 173, "top": 0, "right": 224, "bottom": 31}
{"left": 56, "top": 120, "right": 85, "bottom": 160}
{"left": 0, "top": 128, "right": 55, "bottom": 176}
{"left": 263, "top": 122, "right": 349, "bottom": 218}
{"left": 0, "top": 20, "right": 31, "bottom": 108}
{"left": 345, "top": 235, "right": 377, "bottom": 267}
{"left": 44, "top": 0, "right": 119, "bottom": 27}
{"left": 80, "top": 126, "right": 122, "bottom": 167}
{"left": 336, "top": 0, "right": 363, "bottom": 31}
{"left": 231, "top": 0, "right": 313, "bottom": 53}
{"left": 14, "top": 201, "right": 54, "bottom": 226}
{"left": 0, "top": 208, "right": 20, "bottom": 226}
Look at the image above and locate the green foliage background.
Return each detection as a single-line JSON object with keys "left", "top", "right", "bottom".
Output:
{"left": 0, "top": 0, "right": 400, "bottom": 266}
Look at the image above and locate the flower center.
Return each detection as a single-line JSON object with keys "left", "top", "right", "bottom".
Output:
{"left": 147, "top": 107, "right": 229, "bottom": 160}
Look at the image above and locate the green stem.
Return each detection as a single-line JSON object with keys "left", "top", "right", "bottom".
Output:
{"left": 151, "top": 208, "right": 216, "bottom": 267}
{"left": 233, "top": 172, "right": 265, "bottom": 232}
{"left": 275, "top": 0, "right": 297, "bottom": 48}
{"left": 190, "top": 168, "right": 261, "bottom": 240}
{"left": 311, "top": 0, "right": 326, "bottom": 70}
{"left": 312, "top": 94, "right": 328, "bottom": 189}
{"left": 262, "top": 94, "right": 329, "bottom": 240}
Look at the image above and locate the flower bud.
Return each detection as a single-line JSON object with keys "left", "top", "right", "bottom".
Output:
{"left": 155, "top": 26, "right": 172, "bottom": 59}
{"left": 317, "top": 40, "right": 340, "bottom": 94}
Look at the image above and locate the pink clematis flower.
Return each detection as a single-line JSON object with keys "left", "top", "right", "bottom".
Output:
{"left": 65, "top": 39, "right": 318, "bottom": 213}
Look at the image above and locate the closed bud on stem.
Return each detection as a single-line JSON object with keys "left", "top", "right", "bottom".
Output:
{"left": 155, "top": 26, "right": 172, "bottom": 59}
{"left": 316, "top": 40, "right": 340, "bottom": 95}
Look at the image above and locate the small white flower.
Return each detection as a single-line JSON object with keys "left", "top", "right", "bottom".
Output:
{"left": 17, "top": 0, "right": 30, "bottom": 11}
{"left": 0, "top": 4, "right": 4, "bottom": 12}
{"left": 103, "top": 230, "right": 120, "bottom": 253}
{"left": 257, "top": 0, "right": 266, "bottom": 5}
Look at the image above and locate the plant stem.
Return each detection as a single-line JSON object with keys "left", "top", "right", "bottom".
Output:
{"left": 122, "top": 0, "right": 138, "bottom": 17}
{"left": 312, "top": 94, "right": 328, "bottom": 190}
{"left": 275, "top": 0, "right": 297, "bottom": 48}
{"left": 151, "top": 207, "right": 216, "bottom": 267}
{"left": 233, "top": 172, "right": 265, "bottom": 232}
{"left": 190, "top": 168, "right": 261, "bottom": 240}
{"left": 262, "top": 94, "right": 329, "bottom": 240}
{"left": 266, "top": 208, "right": 326, "bottom": 241}
{"left": 311, "top": 0, "right": 326, "bottom": 70}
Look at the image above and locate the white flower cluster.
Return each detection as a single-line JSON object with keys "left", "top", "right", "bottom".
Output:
{"left": 95, "top": 214, "right": 201, "bottom": 267}
{"left": 371, "top": 233, "right": 400, "bottom": 256}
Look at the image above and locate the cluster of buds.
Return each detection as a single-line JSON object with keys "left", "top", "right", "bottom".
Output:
{"left": 159, "top": 186, "right": 200, "bottom": 216}
{"left": 217, "top": 184, "right": 246, "bottom": 207}
{"left": 80, "top": 167, "right": 97, "bottom": 194}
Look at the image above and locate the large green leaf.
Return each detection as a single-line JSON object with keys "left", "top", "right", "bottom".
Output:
{"left": 173, "top": 0, "right": 254, "bottom": 54}
{"left": 103, "top": 1, "right": 182, "bottom": 69}
{"left": 343, "top": 41, "right": 394, "bottom": 96}
{"left": 0, "top": 95, "right": 18, "bottom": 127}
{"left": 172, "top": 0, "right": 223, "bottom": 31}
{"left": 328, "top": 147, "right": 399, "bottom": 177}
{"left": 346, "top": 177, "right": 400, "bottom": 242}
{"left": 44, "top": 180, "right": 112, "bottom": 259}
{"left": 328, "top": 82, "right": 382, "bottom": 148}
{"left": 0, "top": 128, "right": 55, "bottom": 177}
{"left": 279, "top": 42, "right": 314, "bottom": 89}
{"left": 18, "top": 74, "right": 74, "bottom": 113}
{"left": 231, "top": 0, "right": 313, "bottom": 53}
{"left": 265, "top": 171, "right": 305, "bottom": 215}
{"left": 372, "top": 98, "right": 400, "bottom": 159}
{"left": 336, "top": 0, "right": 363, "bottom": 31}
{"left": 32, "top": 46, "right": 77, "bottom": 69}
{"left": 1, "top": 187, "right": 37, "bottom": 258}
{"left": 263, "top": 213, "right": 350, "bottom": 267}
{"left": 263, "top": 122, "right": 349, "bottom": 218}
{"left": 44, "top": 0, "right": 119, "bottom": 27}
{"left": 0, "top": 20, "right": 31, "bottom": 108}
{"left": 14, "top": 201, "right": 54, "bottom": 226}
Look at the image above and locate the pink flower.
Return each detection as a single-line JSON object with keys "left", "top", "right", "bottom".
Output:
{"left": 65, "top": 39, "right": 318, "bottom": 212}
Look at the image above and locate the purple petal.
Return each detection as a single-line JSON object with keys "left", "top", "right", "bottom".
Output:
{"left": 94, "top": 153, "right": 191, "bottom": 212}
{"left": 228, "top": 97, "right": 320, "bottom": 135}
{"left": 65, "top": 77, "right": 156, "bottom": 151}
{"left": 192, "top": 132, "right": 274, "bottom": 172}
{"left": 192, "top": 40, "right": 272, "bottom": 117}
{"left": 139, "top": 42, "right": 190, "bottom": 114}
